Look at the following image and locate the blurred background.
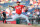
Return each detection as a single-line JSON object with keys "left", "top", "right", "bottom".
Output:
{"left": 0, "top": 0, "right": 40, "bottom": 25}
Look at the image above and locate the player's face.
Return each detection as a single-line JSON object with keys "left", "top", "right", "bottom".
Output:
{"left": 17, "top": 3, "right": 20, "bottom": 5}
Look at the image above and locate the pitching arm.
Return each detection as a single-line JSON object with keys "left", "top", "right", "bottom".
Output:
{"left": 8, "top": 5, "right": 14, "bottom": 8}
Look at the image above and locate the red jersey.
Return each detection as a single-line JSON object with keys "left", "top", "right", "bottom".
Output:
{"left": 14, "top": 5, "right": 24, "bottom": 14}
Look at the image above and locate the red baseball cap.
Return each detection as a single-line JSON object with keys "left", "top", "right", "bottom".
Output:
{"left": 16, "top": 1, "right": 20, "bottom": 3}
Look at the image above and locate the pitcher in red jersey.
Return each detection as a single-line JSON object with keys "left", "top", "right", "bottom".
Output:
{"left": 7, "top": 1, "right": 32, "bottom": 25}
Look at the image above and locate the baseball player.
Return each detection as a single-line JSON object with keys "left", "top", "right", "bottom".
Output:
{"left": 7, "top": 1, "right": 32, "bottom": 25}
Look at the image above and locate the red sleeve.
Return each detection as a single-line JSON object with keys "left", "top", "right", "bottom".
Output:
{"left": 21, "top": 5, "right": 24, "bottom": 8}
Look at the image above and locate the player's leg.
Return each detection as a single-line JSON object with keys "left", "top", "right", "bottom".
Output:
{"left": 4, "top": 17, "right": 7, "bottom": 23}
{"left": 20, "top": 14, "right": 32, "bottom": 25}
{"left": 6, "top": 14, "right": 19, "bottom": 21}
{"left": 20, "top": 14, "right": 30, "bottom": 23}
{"left": 3, "top": 18, "right": 5, "bottom": 23}
{"left": 13, "top": 14, "right": 20, "bottom": 21}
